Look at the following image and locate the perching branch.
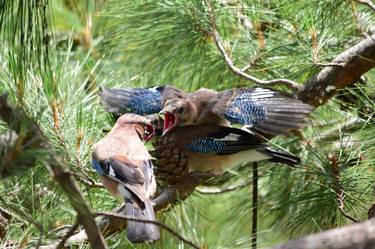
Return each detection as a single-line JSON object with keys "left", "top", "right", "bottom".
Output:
{"left": 204, "top": 0, "right": 300, "bottom": 91}
{"left": 269, "top": 217, "right": 375, "bottom": 249}
{"left": 0, "top": 94, "right": 107, "bottom": 249}
{"left": 96, "top": 212, "right": 201, "bottom": 249}
{"left": 298, "top": 33, "right": 375, "bottom": 106}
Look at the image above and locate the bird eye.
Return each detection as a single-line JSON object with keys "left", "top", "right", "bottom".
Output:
{"left": 177, "top": 107, "right": 184, "bottom": 114}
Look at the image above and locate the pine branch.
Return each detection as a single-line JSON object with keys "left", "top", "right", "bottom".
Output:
{"left": 269, "top": 218, "right": 375, "bottom": 249}
{"left": 298, "top": 33, "right": 375, "bottom": 106}
{"left": 204, "top": 0, "right": 301, "bottom": 91}
{"left": 0, "top": 94, "right": 107, "bottom": 249}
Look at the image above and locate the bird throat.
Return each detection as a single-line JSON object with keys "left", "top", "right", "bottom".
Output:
{"left": 163, "top": 113, "right": 176, "bottom": 134}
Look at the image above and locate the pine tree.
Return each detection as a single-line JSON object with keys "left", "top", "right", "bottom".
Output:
{"left": 1, "top": 0, "right": 375, "bottom": 248}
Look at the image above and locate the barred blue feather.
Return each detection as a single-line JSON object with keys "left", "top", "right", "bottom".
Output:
{"left": 92, "top": 159, "right": 105, "bottom": 175}
{"left": 223, "top": 91, "right": 267, "bottom": 126}
{"left": 186, "top": 137, "right": 227, "bottom": 153}
{"left": 99, "top": 85, "right": 186, "bottom": 116}
{"left": 126, "top": 89, "right": 163, "bottom": 114}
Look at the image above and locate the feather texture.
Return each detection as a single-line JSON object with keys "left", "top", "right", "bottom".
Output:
{"left": 153, "top": 124, "right": 300, "bottom": 176}
{"left": 99, "top": 85, "right": 186, "bottom": 115}
{"left": 92, "top": 114, "right": 160, "bottom": 243}
{"left": 210, "top": 88, "right": 314, "bottom": 137}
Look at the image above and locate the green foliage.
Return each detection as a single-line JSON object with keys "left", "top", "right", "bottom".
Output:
{"left": 0, "top": 0, "right": 375, "bottom": 248}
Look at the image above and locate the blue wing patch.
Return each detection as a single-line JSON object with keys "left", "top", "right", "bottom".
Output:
{"left": 224, "top": 91, "right": 266, "bottom": 126}
{"left": 186, "top": 137, "right": 227, "bottom": 153}
{"left": 92, "top": 159, "right": 106, "bottom": 175}
{"left": 127, "top": 88, "right": 163, "bottom": 114}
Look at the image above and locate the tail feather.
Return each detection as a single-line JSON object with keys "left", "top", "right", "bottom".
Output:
{"left": 125, "top": 198, "right": 160, "bottom": 243}
{"left": 263, "top": 148, "right": 300, "bottom": 166}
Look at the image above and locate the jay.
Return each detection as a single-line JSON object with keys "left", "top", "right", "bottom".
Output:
{"left": 143, "top": 115, "right": 300, "bottom": 210}
{"left": 151, "top": 119, "right": 300, "bottom": 177}
{"left": 92, "top": 114, "right": 160, "bottom": 243}
{"left": 99, "top": 85, "right": 313, "bottom": 138}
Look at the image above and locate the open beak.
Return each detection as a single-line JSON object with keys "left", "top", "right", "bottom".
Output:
{"left": 162, "top": 112, "right": 176, "bottom": 136}
{"left": 143, "top": 124, "right": 155, "bottom": 142}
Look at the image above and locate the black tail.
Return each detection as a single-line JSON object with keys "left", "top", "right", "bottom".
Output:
{"left": 125, "top": 198, "right": 160, "bottom": 243}
{"left": 263, "top": 148, "right": 300, "bottom": 166}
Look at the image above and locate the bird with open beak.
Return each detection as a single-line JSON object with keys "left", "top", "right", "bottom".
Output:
{"left": 92, "top": 114, "right": 160, "bottom": 243}
{"left": 160, "top": 87, "right": 313, "bottom": 137}
{"left": 99, "top": 85, "right": 313, "bottom": 138}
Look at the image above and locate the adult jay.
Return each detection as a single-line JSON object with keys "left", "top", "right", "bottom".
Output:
{"left": 92, "top": 114, "right": 160, "bottom": 243}
{"left": 99, "top": 85, "right": 313, "bottom": 138}
{"left": 152, "top": 122, "right": 300, "bottom": 178}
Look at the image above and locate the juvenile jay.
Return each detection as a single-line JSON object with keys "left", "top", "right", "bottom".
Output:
{"left": 99, "top": 85, "right": 313, "bottom": 138}
{"left": 92, "top": 114, "right": 160, "bottom": 243}
{"left": 160, "top": 87, "right": 313, "bottom": 137}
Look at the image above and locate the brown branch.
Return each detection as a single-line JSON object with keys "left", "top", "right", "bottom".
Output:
{"left": 298, "top": 33, "right": 375, "bottom": 106}
{"left": 0, "top": 94, "right": 107, "bottom": 249}
{"left": 71, "top": 171, "right": 104, "bottom": 189}
{"left": 204, "top": 0, "right": 300, "bottom": 91}
{"left": 357, "top": 0, "right": 375, "bottom": 12}
{"left": 269, "top": 218, "right": 375, "bottom": 249}
{"left": 314, "top": 62, "right": 345, "bottom": 68}
{"left": 96, "top": 212, "right": 201, "bottom": 249}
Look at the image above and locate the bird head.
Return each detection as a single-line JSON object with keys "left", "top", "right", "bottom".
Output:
{"left": 115, "top": 114, "right": 155, "bottom": 142}
{"left": 160, "top": 98, "right": 197, "bottom": 135}
{"left": 145, "top": 114, "right": 164, "bottom": 137}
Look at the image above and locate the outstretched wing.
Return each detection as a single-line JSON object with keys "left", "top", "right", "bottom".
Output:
{"left": 99, "top": 85, "right": 186, "bottom": 115}
{"left": 211, "top": 88, "right": 313, "bottom": 137}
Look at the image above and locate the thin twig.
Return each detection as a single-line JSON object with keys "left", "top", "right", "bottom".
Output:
{"left": 196, "top": 180, "right": 251, "bottom": 194}
{"left": 314, "top": 62, "right": 345, "bottom": 68}
{"left": 241, "top": 49, "right": 263, "bottom": 72}
{"left": 357, "top": 0, "right": 375, "bottom": 11}
{"left": 337, "top": 191, "right": 360, "bottom": 223}
{"left": 252, "top": 162, "right": 258, "bottom": 249}
{"left": 204, "top": 0, "right": 300, "bottom": 91}
{"left": 56, "top": 221, "right": 79, "bottom": 249}
{"left": 328, "top": 154, "right": 360, "bottom": 223}
{"left": 70, "top": 172, "right": 104, "bottom": 188}
{"left": 95, "top": 212, "right": 201, "bottom": 249}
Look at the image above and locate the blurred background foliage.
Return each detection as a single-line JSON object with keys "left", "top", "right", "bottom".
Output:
{"left": 0, "top": 0, "right": 375, "bottom": 248}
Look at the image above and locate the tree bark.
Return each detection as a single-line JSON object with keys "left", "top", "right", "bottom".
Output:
{"left": 298, "top": 34, "right": 375, "bottom": 106}
{"left": 270, "top": 218, "right": 375, "bottom": 249}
